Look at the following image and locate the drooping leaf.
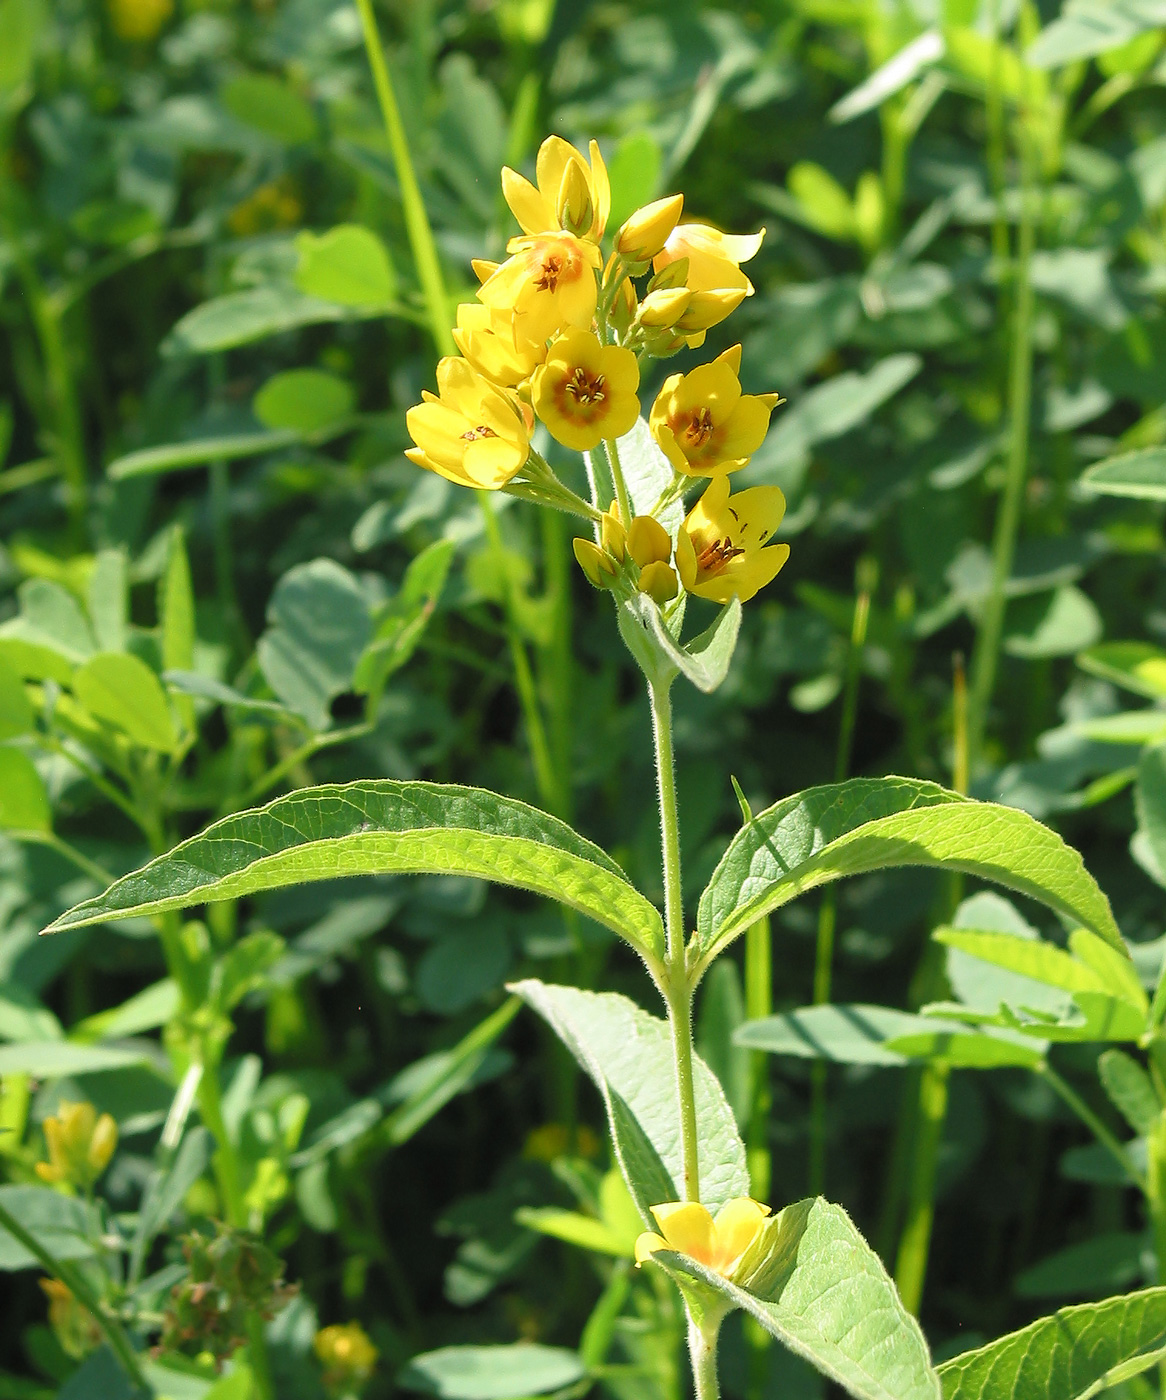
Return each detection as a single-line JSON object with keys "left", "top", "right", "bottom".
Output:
{"left": 0, "top": 747, "right": 50, "bottom": 833}
{"left": 697, "top": 778, "right": 1123, "bottom": 969}
{"left": 399, "top": 1345, "right": 584, "bottom": 1400}
{"left": 511, "top": 980, "right": 748, "bottom": 1216}
{"left": 1079, "top": 446, "right": 1166, "bottom": 500}
{"left": 73, "top": 652, "right": 178, "bottom": 753}
{"left": 71, "top": 979, "right": 180, "bottom": 1042}
{"left": 656, "top": 1197, "right": 940, "bottom": 1400}
{"left": 937, "top": 1287, "right": 1166, "bottom": 1400}
{"left": 41, "top": 782, "right": 665, "bottom": 962}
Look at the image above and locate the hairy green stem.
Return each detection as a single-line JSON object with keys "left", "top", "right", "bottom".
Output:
{"left": 605, "top": 435, "right": 634, "bottom": 525}
{"left": 0, "top": 1197, "right": 148, "bottom": 1393}
{"left": 650, "top": 678, "right": 700, "bottom": 1202}
{"left": 967, "top": 104, "right": 1038, "bottom": 771}
{"left": 688, "top": 1318, "right": 722, "bottom": 1400}
{"left": 745, "top": 916, "right": 772, "bottom": 1200}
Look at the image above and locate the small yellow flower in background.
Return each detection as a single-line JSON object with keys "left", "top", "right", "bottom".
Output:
{"left": 315, "top": 1322, "right": 378, "bottom": 1397}
{"left": 36, "top": 1101, "right": 118, "bottom": 1190}
{"left": 453, "top": 303, "right": 544, "bottom": 388}
{"left": 617, "top": 194, "right": 685, "bottom": 263}
{"left": 108, "top": 0, "right": 172, "bottom": 42}
{"left": 523, "top": 1122, "right": 601, "bottom": 1161}
{"left": 480, "top": 233, "right": 602, "bottom": 348}
{"left": 635, "top": 1198, "right": 771, "bottom": 1278}
{"left": 676, "top": 476, "right": 790, "bottom": 604}
{"left": 531, "top": 329, "right": 640, "bottom": 451}
{"left": 653, "top": 224, "right": 764, "bottom": 340}
{"left": 650, "top": 346, "right": 780, "bottom": 478}
{"left": 40, "top": 1279, "right": 102, "bottom": 1360}
{"left": 227, "top": 180, "right": 303, "bottom": 237}
{"left": 502, "top": 136, "right": 611, "bottom": 243}
{"left": 406, "top": 358, "right": 531, "bottom": 489}
{"left": 627, "top": 515, "right": 678, "bottom": 604}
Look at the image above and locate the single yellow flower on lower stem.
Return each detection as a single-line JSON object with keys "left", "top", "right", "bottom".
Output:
{"left": 676, "top": 476, "right": 790, "bottom": 604}
{"left": 478, "top": 232, "right": 601, "bottom": 348}
{"left": 635, "top": 1198, "right": 771, "bottom": 1277}
{"left": 315, "top": 1322, "right": 378, "bottom": 1396}
{"left": 531, "top": 329, "right": 640, "bottom": 451}
{"left": 650, "top": 345, "right": 780, "bottom": 477}
{"left": 36, "top": 1100, "right": 118, "bottom": 1189}
{"left": 406, "top": 358, "right": 532, "bottom": 489}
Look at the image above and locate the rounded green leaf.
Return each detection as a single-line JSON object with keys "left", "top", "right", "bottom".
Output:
{"left": 294, "top": 224, "right": 397, "bottom": 308}
{"left": 41, "top": 781, "right": 664, "bottom": 962}
{"left": 399, "top": 1345, "right": 583, "bottom": 1400}
{"left": 0, "top": 746, "right": 50, "bottom": 833}
{"left": 220, "top": 72, "right": 316, "bottom": 143}
{"left": 73, "top": 652, "right": 178, "bottom": 752}
{"left": 253, "top": 368, "right": 355, "bottom": 436}
{"left": 0, "top": 653, "right": 34, "bottom": 740}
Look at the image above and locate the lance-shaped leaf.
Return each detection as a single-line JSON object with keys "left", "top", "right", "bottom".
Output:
{"left": 653, "top": 1197, "right": 939, "bottom": 1400}
{"left": 41, "top": 782, "right": 665, "bottom": 962}
{"left": 937, "top": 1287, "right": 1166, "bottom": 1400}
{"left": 696, "top": 778, "right": 1122, "bottom": 968}
{"left": 511, "top": 980, "right": 749, "bottom": 1217}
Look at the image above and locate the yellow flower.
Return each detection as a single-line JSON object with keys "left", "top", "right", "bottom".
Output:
{"left": 227, "top": 180, "right": 303, "bottom": 237}
{"left": 531, "top": 329, "right": 639, "bottom": 451}
{"left": 617, "top": 194, "right": 685, "bottom": 263}
{"left": 653, "top": 223, "right": 764, "bottom": 338}
{"left": 627, "top": 515, "right": 679, "bottom": 604}
{"left": 502, "top": 136, "right": 611, "bottom": 242}
{"left": 315, "top": 1322, "right": 378, "bottom": 1395}
{"left": 406, "top": 358, "right": 531, "bottom": 489}
{"left": 479, "top": 233, "right": 601, "bottom": 349}
{"left": 676, "top": 476, "right": 790, "bottom": 605}
{"left": 36, "top": 1101, "right": 118, "bottom": 1189}
{"left": 523, "top": 1122, "right": 601, "bottom": 1161}
{"left": 649, "top": 346, "right": 780, "bottom": 477}
{"left": 40, "top": 1280, "right": 102, "bottom": 1360}
{"left": 453, "top": 303, "right": 545, "bottom": 388}
{"left": 635, "top": 1198, "right": 771, "bottom": 1278}
{"left": 108, "top": 0, "right": 172, "bottom": 41}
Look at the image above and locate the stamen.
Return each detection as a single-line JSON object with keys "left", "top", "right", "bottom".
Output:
{"left": 565, "top": 367, "right": 606, "bottom": 405}
{"left": 535, "top": 255, "right": 564, "bottom": 291}
{"left": 461, "top": 424, "right": 497, "bottom": 441}
{"left": 696, "top": 537, "right": 745, "bottom": 575}
{"left": 684, "top": 407, "right": 715, "bottom": 447}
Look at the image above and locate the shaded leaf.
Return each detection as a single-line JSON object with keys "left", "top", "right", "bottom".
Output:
{"left": 399, "top": 1345, "right": 584, "bottom": 1400}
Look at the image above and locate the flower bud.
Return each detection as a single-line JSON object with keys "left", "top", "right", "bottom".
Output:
{"left": 40, "top": 1280, "right": 101, "bottom": 1360}
{"left": 600, "top": 508, "right": 627, "bottom": 561}
{"left": 36, "top": 1101, "right": 118, "bottom": 1189}
{"left": 636, "top": 287, "right": 692, "bottom": 329}
{"left": 557, "top": 161, "right": 594, "bottom": 240}
{"left": 648, "top": 256, "right": 689, "bottom": 293}
{"left": 608, "top": 269, "right": 638, "bottom": 337}
{"left": 639, "top": 561, "right": 679, "bottom": 605}
{"left": 573, "top": 538, "right": 619, "bottom": 589}
{"left": 675, "top": 287, "right": 748, "bottom": 333}
{"left": 616, "top": 194, "right": 684, "bottom": 261}
{"left": 627, "top": 515, "right": 671, "bottom": 569}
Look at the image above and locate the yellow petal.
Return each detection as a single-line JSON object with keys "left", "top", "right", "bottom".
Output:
{"left": 715, "top": 344, "right": 743, "bottom": 376}
{"left": 650, "top": 1202, "right": 716, "bottom": 1263}
{"left": 634, "top": 1231, "right": 669, "bottom": 1265}
{"left": 675, "top": 525, "right": 697, "bottom": 592}
{"left": 628, "top": 516, "right": 672, "bottom": 568}
{"left": 588, "top": 139, "right": 611, "bottom": 235}
{"left": 639, "top": 560, "right": 679, "bottom": 605}
{"left": 713, "top": 1198, "right": 771, "bottom": 1269}
{"left": 502, "top": 166, "right": 555, "bottom": 235}
{"left": 727, "top": 485, "right": 787, "bottom": 544}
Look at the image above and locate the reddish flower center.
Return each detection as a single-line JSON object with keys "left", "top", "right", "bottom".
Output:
{"left": 565, "top": 367, "right": 606, "bottom": 405}
{"left": 535, "top": 255, "right": 564, "bottom": 291}
{"left": 684, "top": 407, "right": 715, "bottom": 448}
{"left": 696, "top": 536, "right": 744, "bottom": 575}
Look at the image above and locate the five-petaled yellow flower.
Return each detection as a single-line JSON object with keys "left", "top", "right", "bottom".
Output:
{"left": 453, "top": 303, "right": 544, "bottom": 388}
{"left": 36, "top": 1100, "right": 118, "bottom": 1189}
{"left": 676, "top": 476, "right": 790, "bottom": 604}
{"left": 315, "top": 1322, "right": 378, "bottom": 1395}
{"left": 635, "top": 1198, "right": 771, "bottom": 1278}
{"left": 650, "top": 346, "right": 780, "bottom": 477}
{"left": 653, "top": 224, "right": 764, "bottom": 340}
{"left": 502, "top": 136, "right": 611, "bottom": 243}
{"left": 406, "top": 358, "right": 531, "bottom": 489}
{"left": 479, "top": 232, "right": 602, "bottom": 349}
{"left": 531, "top": 329, "right": 640, "bottom": 451}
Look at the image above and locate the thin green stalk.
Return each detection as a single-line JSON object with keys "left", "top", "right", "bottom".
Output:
{"left": 745, "top": 916, "right": 772, "bottom": 1200}
{"left": 1148, "top": 1119, "right": 1166, "bottom": 1395}
{"left": 809, "top": 565, "right": 873, "bottom": 1193}
{"left": 893, "top": 1061, "right": 950, "bottom": 1314}
{"left": 605, "top": 435, "right": 633, "bottom": 525}
{"left": 967, "top": 99, "right": 1038, "bottom": 771}
{"left": 19, "top": 272, "right": 87, "bottom": 530}
{"left": 0, "top": 1197, "right": 148, "bottom": 1394}
{"left": 196, "top": 1067, "right": 247, "bottom": 1228}
{"left": 353, "top": 0, "right": 454, "bottom": 355}
{"left": 650, "top": 678, "right": 700, "bottom": 1202}
{"left": 688, "top": 1318, "right": 722, "bottom": 1400}
{"left": 1040, "top": 1064, "right": 1148, "bottom": 1193}
{"left": 14, "top": 832, "right": 114, "bottom": 887}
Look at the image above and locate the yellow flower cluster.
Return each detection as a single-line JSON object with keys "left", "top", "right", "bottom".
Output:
{"left": 35, "top": 1100, "right": 118, "bottom": 1190}
{"left": 406, "top": 134, "right": 790, "bottom": 607}
{"left": 315, "top": 1322, "right": 378, "bottom": 1396}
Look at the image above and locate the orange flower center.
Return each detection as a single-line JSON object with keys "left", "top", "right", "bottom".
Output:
{"left": 535, "top": 255, "right": 564, "bottom": 291}
{"left": 565, "top": 367, "right": 606, "bottom": 405}
{"left": 696, "top": 536, "right": 744, "bottom": 575}
{"left": 461, "top": 424, "right": 497, "bottom": 441}
{"left": 683, "top": 407, "right": 715, "bottom": 447}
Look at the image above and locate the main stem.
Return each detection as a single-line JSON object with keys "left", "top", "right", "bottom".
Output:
{"left": 650, "top": 677, "right": 700, "bottom": 1203}
{"left": 688, "top": 1318, "right": 722, "bottom": 1400}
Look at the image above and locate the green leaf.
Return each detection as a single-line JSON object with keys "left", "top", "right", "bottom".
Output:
{"left": 1078, "top": 641, "right": 1166, "bottom": 699}
{"left": 934, "top": 929, "right": 1109, "bottom": 998}
{"left": 0, "top": 0, "right": 44, "bottom": 97}
{"left": 87, "top": 549, "right": 127, "bottom": 653}
{"left": 829, "top": 31, "right": 945, "bottom": 123}
{"left": 1079, "top": 447, "right": 1166, "bottom": 500}
{"left": 883, "top": 1025, "right": 1047, "bottom": 1068}
{"left": 787, "top": 162, "right": 856, "bottom": 239}
{"left": 1028, "top": 0, "right": 1166, "bottom": 68}
{"left": 1003, "top": 586, "right": 1101, "bottom": 659}
{"left": 511, "top": 980, "right": 748, "bottom": 1216}
{"left": 212, "top": 931, "right": 285, "bottom": 1014}
{"left": 0, "top": 653, "right": 33, "bottom": 740}
{"left": 0, "top": 1042, "right": 152, "bottom": 1075}
{"left": 0, "top": 747, "right": 50, "bottom": 833}
{"left": 937, "top": 1287, "right": 1166, "bottom": 1400}
{"left": 73, "top": 652, "right": 178, "bottom": 752}
{"left": 107, "top": 427, "right": 299, "bottom": 479}
{"left": 41, "top": 781, "right": 665, "bottom": 961}
{"left": 696, "top": 778, "right": 1123, "bottom": 969}
{"left": 399, "top": 1345, "right": 584, "bottom": 1400}
{"left": 220, "top": 72, "right": 316, "bottom": 143}
{"left": 353, "top": 539, "right": 455, "bottom": 706}
{"left": 130, "top": 1127, "right": 212, "bottom": 1283}
{"left": 0, "top": 1186, "right": 98, "bottom": 1270}
{"left": 160, "top": 528, "right": 195, "bottom": 673}
{"left": 1100, "top": 1050, "right": 1159, "bottom": 1135}
{"left": 1137, "top": 742, "right": 1166, "bottom": 886}
{"left": 0, "top": 578, "right": 94, "bottom": 664}
{"left": 515, "top": 1206, "right": 630, "bottom": 1258}
{"left": 71, "top": 978, "right": 180, "bottom": 1042}
{"left": 618, "top": 592, "right": 742, "bottom": 693}
{"left": 658, "top": 1197, "right": 940, "bottom": 1400}
{"left": 294, "top": 224, "right": 397, "bottom": 308}
{"left": 1013, "top": 1231, "right": 1146, "bottom": 1299}
{"left": 253, "top": 368, "right": 355, "bottom": 435}
{"left": 697, "top": 959, "right": 750, "bottom": 1126}
{"left": 616, "top": 415, "right": 684, "bottom": 537}
{"left": 736, "top": 1004, "right": 928, "bottom": 1065}
{"left": 1069, "top": 928, "right": 1148, "bottom": 1013}
{"left": 163, "top": 287, "right": 357, "bottom": 357}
